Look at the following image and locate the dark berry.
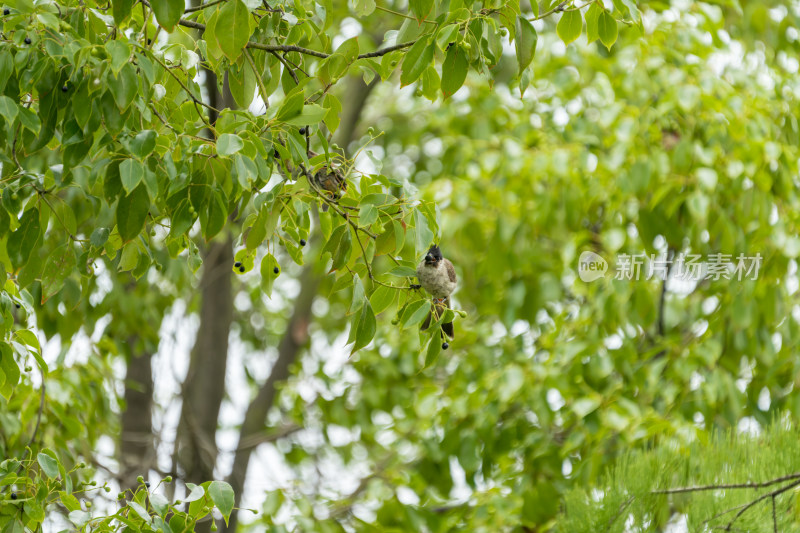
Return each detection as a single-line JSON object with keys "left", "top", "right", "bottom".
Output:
{"left": 144, "top": 482, "right": 150, "bottom": 489}
{"left": 24, "top": 37, "right": 31, "bottom": 45}
{"left": 299, "top": 238, "right": 306, "bottom": 246}
{"left": 442, "top": 342, "right": 449, "bottom": 350}
{"left": 10, "top": 492, "right": 17, "bottom": 500}
{"left": 273, "top": 266, "right": 279, "bottom": 274}
{"left": 3, "top": 9, "right": 9, "bottom": 15}
{"left": 238, "top": 266, "right": 245, "bottom": 273}
{"left": 61, "top": 85, "right": 68, "bottom": 93}
{"left": 299, "top": 127, "right": 307, "bottom": 135}
{"left": 234, "top": 261, "right": 242, "bottom": 268}
{"left": 14, "top": 303, "right": 20, "bottom": 309}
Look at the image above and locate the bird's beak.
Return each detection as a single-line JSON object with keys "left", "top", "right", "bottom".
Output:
{"left": 424, "top": 254, "right": 435, "bottom": 264}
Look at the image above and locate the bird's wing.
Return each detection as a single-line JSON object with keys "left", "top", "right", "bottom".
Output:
{"left": 445, "top": 259, "right": 457, "bottom": 283}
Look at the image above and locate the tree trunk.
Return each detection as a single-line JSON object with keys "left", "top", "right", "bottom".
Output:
{"left": 119, "top": 338, "right": 155, "bottom": 491}
{"left": 174, "top": 239, "right": 234, "bottom": 486}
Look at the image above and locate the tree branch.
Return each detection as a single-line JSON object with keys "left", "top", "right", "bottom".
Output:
{"left": 652, "top": 472, "right": 800, "bottom": 494}
{"left": 174, "top": 15, "right": 417, "bottom": 60}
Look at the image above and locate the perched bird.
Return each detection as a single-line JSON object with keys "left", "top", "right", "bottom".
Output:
{"left": 415, "top": 245, "right": 457, "bottom": 338}
{"left": 309, "top": 151, "right": 346, "bottom": 212}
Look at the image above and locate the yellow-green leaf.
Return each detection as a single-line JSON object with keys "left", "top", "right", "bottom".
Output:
{"left": 557, "top": 10, "right": 582, "bottom": 45}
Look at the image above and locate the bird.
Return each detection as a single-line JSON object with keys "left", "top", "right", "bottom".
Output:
{"left": 311, "top": 166, "right": 346, "bottom": 210}
{"left": 308, "top": 151, "right": 346, "bottom": 212}
{"left": 414, "top": 244, "right": 457, "bottom": 338}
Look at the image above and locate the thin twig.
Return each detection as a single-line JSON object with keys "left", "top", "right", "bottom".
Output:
{"left": 772, "top": 495, "right": 777, "bottom": 533}
{"left": 243, "top": 47, "right": 270, "bottom": 110}
{"left": 270, "top": 50, "right": 299, "bottom": 84}
{"left": 722, "top": 479, "right": 800, "bottom": 531}
{"left": 184, "top": 0, "right": 227, "bottom": 14}
{"left": 606, "top": 495, "right": 634, "bottom": 531}
{"left": 532, "top": 0, "right": 569, "bottom": 21}
{"left": 652, "top": 473, "right": 800, "bottom": 494}
{"left": 375, "top": 5, "right": 437, "bottom": 25}
{"left": 173, "top": 15, "right": 418, "bottom": 60}
{"left": 144, "top": 48, "right": 218, "bottom": 131}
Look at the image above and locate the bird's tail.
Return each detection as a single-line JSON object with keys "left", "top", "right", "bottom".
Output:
{"left": 421, "top": 297, "right": 454, "bottom": 338}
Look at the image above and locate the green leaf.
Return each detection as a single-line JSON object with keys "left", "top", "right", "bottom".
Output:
{"left": 116, "top": 184, "right": 150, "bottom": 242}
{"left": 209, "top": 481, "right": 235, "bottom": 525}
{"left": 359, "top": 204, "right": 378, "bottom": 227}
{"left": 0, "top": 96, "right": 19, "bottom": 126}
{"left": 217, "top": 133, "right": 244, "bottom": 156}
{"left": 228, "top": 59, "right": 256, "bottom": 108}
{"left": 215, "top": 0, "right": 252, "bottom": 61}
{"left": 323, "top": 93, "right": 342, "bottom": 133}
{"left": 400, "top": 37, "right": 435, "bottom": 87}
{"left": 0, "top": 345, "right": 20, "bottom": 400}
{"left": 59, "top": 492, "right": 81, "bottom": 512}
{"left": 69, "top": 510, "right": 91, "bottom": 528}
{"left": 105, "top": 40, "right": 131, "bottom": 74}
{"left": 120, "top": 158, "right": 144, "bottom": 193}
{"left": 557, "top": 10, "right": 582, "bottom": 45}
{"left": 389, "top": 265, "right": 417, "bottom": 278}
{"left": 7, "top": 208, "right": 41, "bottom": 270}
{"left": 90, "top": 227, "right": 110, "bottom": 248}
{"left": 585, "top": 2, "right": 602, "bottom": 43}
{"left": 151, "top": 0, "right": 184, "bottom": 31}
{"left": 118, "top": 241, "right": 140, "bottom": 271}
{"left": 112, "top": 0, "right": 135, "bottom": 24}
{"left": 183, "top": 484, "right": 205, "bottom": 503}
{"left": 351, "top": 275, "right": 366, "bottom": 313}
{"left": 129, "top": 501, "right": 151, "bottom": 523}
{"left": 424, "top": 336, "right": 442, "bottom": 368}
{"left": 441, "top": 45, "right": 468, "bottom": 98}
{"left": 414, "top": 210, "right": 433, "bottom": 255}
{"left": 598, "top": 10, "right": 618, "bottom": 50}
{"left": 14, "top": 329, "right": 41, "bottom": 353}
{"left": 25, "top": 499, "right": 45, "bottom": 523}
{"left": 276, "top": 90, "right": 305, "bottom": 122}
{"left": 37, "top": 452, "right": 59, "bottom": 479}
{"left": 514, "top": 16, "right": 538, "bottom": 75}
{"left": 129, "top": 130, "right": 157, "bottom": 158}
{"left": 351, "top": 302, "right": 376, "bottom": 354}
{"left": 332, "top": 227, "right": 352, "bottom": 270}
{"left": 246, "top": 207, "right": 274, "bottom": 250}
{"left": 409, "top": 0, "right": 434, "bottom": 23}
{"left": 150, "top": 493, "right": 169, "bottom": 517}
{"left": 17, "top": 106, "right": 41, "bottom": 135}
{"left": 369, "top": 285, "right": 396, "bottom": 315}
{"left": 201, "top": 191, "right": 227, "bottom": 241}
{"left": 283, "top": 104, "right": 328, "bottom": 126}
{"left": 401, "top": 299, "right": 430, "bottom": 328}
{"left": 41, "top": 244, "right": 76, "bottom": 303}
{"left": 421, "top": 65, "right": 441, "bottom": 101}
{"left": 260, "top": 253, "right": 279, "bottom": 297}
{"left": 109, "top": 63, "right": 139, "bottom": 111}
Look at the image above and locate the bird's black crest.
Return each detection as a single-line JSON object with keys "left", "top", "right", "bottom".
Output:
{"left": 427, "top": 245, "right": 443, "bottom": 260}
